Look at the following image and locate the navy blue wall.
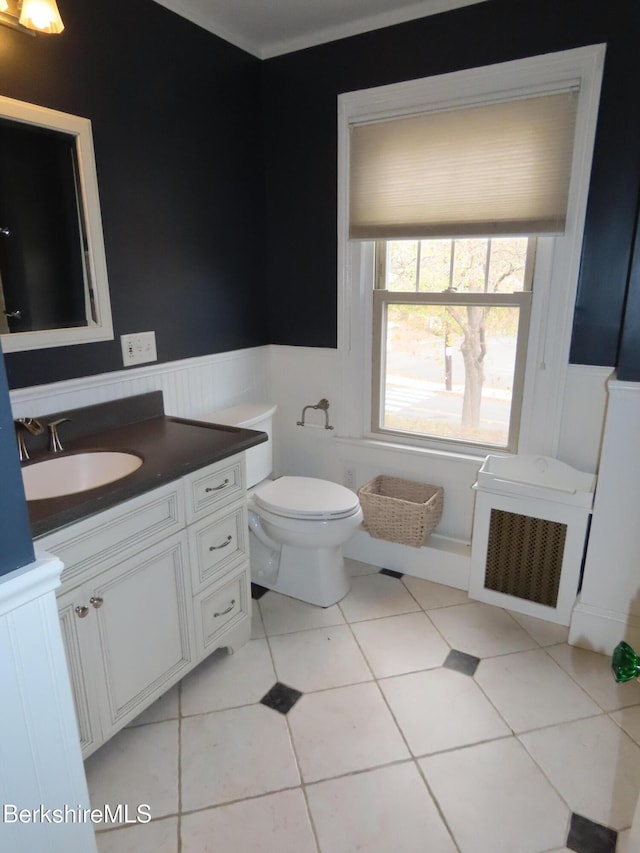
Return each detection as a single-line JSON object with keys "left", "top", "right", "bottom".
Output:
{"left": 262, "top": 0, "right": 640, "bottom": 369}
{"left": 2, "top": 0, "right": 639, "bottom": 385}
{"left": 0, "top": 345, "right": 34, "bottom": 575}
{"left": 0, "top": 0, "right": 268, "bottom": 389}
{"left": 1, "top": 0, "right": 640, "bottom": 569}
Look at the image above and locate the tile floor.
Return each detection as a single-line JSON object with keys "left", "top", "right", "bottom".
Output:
{"left": 85, "top": 559, "right": 640, "bottom": 853}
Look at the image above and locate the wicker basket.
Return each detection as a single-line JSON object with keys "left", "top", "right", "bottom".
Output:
{"left": 358, "top": 475, "right": 444, "bottom": 548}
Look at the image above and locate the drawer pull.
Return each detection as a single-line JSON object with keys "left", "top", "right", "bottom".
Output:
{"left": 213, "top": 599, "right": 236, "bottom": 618}
{"left": 209, "top": 535, "right": 233, "bottom": 552}
{"left": 90, "top": 596, "right": 104, "bottom": 609}
{"left": 205, "top": 479, "right": 229, "bottom": 493}
{"left": 75, "top": 605, "right": 89, "bottom": 618}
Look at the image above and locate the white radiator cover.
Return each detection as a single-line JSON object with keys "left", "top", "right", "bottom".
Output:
{"left": 469, "top": 455, "right": 595, "bottom": 626}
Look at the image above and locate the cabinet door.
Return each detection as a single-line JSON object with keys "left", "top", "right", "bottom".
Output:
{"left": 90, "top": 532, "right": 194, "bottom": 737}
{"left": 57, "top": 587, "right": 103, "bottom": 758}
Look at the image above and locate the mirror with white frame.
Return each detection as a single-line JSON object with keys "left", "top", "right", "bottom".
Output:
{"left": 0, "top": 95, "right": 113, "bottom": 353}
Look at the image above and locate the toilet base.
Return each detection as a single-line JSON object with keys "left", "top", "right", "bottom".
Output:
{"left": 249, "top": 533, "right": 351, "bottom": 607}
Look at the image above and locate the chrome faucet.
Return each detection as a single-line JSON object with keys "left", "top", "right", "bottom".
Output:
{"left": 14, "top": 418, "right": 44, "bottom": 461}
{"left": 47, "top": 417, "right": 70, "bottom": 453}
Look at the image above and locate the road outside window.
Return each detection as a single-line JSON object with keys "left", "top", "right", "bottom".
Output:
{"left": 373, "top": 237, "right": 533, "bottom": 451}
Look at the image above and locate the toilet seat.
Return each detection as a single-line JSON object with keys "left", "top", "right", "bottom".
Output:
{"left": 253, "top": 476, "right": 360, "bottom": 521}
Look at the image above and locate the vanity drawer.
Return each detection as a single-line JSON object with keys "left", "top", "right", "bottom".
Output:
{"left": 184, "top": 455, "right": 245, "bottom": 523}
{"left": 194, "top": 566, "right": 250, "bottom": 655}
{"left": 39, "top": 480, "right": 185, "bottom": 588}
{"left": 188, "top": 500, "right": 248, "bottom": 592}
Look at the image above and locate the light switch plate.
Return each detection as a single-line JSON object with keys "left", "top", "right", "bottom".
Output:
{"left": 121, "top": 331, "right": 157, "bottom": 366}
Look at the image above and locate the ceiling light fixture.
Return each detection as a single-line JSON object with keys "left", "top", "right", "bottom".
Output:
{"left": 0, "top": 0, "right": 64, "bottom": 34}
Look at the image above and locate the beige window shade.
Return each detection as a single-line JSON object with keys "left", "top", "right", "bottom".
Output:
{"left": 349, "top": 90, "right": 579, "bottom": 240}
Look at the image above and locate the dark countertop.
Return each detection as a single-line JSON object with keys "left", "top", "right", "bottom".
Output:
{"left": 23, "top": 393, "right": 266, "bottom": 539}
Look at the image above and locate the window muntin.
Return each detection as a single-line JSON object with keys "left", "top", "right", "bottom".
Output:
{"left": 372, "top": 237, "right": 534, "bottom": 452}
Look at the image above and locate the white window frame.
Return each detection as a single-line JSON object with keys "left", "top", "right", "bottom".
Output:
{"left": 337, "top": 45, "right": 606, "bottom": 460}
{"left": 372, "top": 237, "right": 535, "bottom": 453}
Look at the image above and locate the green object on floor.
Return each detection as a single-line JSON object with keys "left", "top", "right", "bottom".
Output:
{"left": 612, "top": 641, "right": 640, "bottom": 683}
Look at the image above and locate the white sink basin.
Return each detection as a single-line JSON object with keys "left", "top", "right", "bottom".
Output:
{"left": 22, "top": 451, "right": 143, "bottom": 501}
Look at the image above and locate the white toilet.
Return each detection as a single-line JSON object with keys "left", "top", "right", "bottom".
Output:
{"left": 202, "top": 403, "right": 362, "bottom": 607}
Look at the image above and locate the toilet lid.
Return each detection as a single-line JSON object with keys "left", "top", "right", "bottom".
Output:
{"left": 253, "top": 476, "right": 360, "bottom": 520}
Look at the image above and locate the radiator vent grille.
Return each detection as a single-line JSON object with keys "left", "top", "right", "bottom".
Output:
{"left": 484, "top": 509, "right": 567, "bottom": 607}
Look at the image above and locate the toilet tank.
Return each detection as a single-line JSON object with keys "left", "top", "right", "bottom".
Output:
{"left": 203, "top": 403, "right": 276, "bottom": 489}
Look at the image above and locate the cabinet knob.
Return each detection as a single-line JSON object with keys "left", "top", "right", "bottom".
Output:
{"left": 75, "top": 605, "right": 89, "bottom": 618}
{"left": 90, "top": 596, "right": 104, "bottom": 609}
{"left": 205, "top": 479, "right": 229, "bottom": 493}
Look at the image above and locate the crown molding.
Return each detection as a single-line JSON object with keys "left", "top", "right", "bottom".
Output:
{"left": 152, "top": 0, "right": 262, "bottom": 56}
{"left": 262, "top": 0, "right": 490, "bottom": 59}
{"left": 152, "top": 0, "right": 490, "bottom": 60}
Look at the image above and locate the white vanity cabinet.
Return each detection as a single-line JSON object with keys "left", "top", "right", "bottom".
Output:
{"left": 56, "top": 531, "right": 192, "bottom": 755}
{"left": 183, "top": 454, "right": 251, "bottom": 659}
{"left": 37, "top": 453, "right": 251, "bottom": 758}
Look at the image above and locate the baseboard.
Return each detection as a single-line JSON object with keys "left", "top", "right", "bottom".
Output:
{"left": 343, "top": 530, "right": 470, "bottom": 590}
{"left": 569, "top": 597, "right": 640, "bottom": 655}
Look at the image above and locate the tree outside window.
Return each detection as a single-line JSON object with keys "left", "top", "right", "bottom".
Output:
{"left": 373, "top": 237, "right": 533, "bottom": 450}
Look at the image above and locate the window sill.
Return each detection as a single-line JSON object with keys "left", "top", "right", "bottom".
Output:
{"left": 333, "top": 433, "right": 488, "bottom": 468}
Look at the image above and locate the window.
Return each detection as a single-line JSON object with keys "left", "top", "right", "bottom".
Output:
{"left": 338, "top": 46, "right": 605, "bottom": 458}
{"left": 373, "top": 237, "right": 534, "bottom": 451}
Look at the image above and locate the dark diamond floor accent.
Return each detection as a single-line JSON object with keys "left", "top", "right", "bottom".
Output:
{"left": 260, "top": 682, "right": 303, "bottom": 715}
{"left": 251, "top": 583, "right": 269, "bottom": 600}
{"left": 443, "top": 649, "right": 481, "bottom": 677}
{"left": 380, "top": 568, "right": 404, "bottom": 579}
{"left": 566, "top": 813, "right": 617, "bottom": 853}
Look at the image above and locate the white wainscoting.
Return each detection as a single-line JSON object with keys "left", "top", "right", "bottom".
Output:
{"left": 269, "top": 346, "right": 608, "bottom": 513}
{"left": 9, "top": 346, "right": 610, "bottom": 593}
{"left": 556, "top": 364, "right": 611, "bottom": 473}
{"left": 570, "top": 377, "right": 640, "bottom": 654}
{"left": 0, "top": 553, "right": 97, "bottom": 853}
{"left": 269, "top": 347, "right": 610, "bottom": 587}
{"left": 9, "top": 346, "right": 271, "bottom": 421}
